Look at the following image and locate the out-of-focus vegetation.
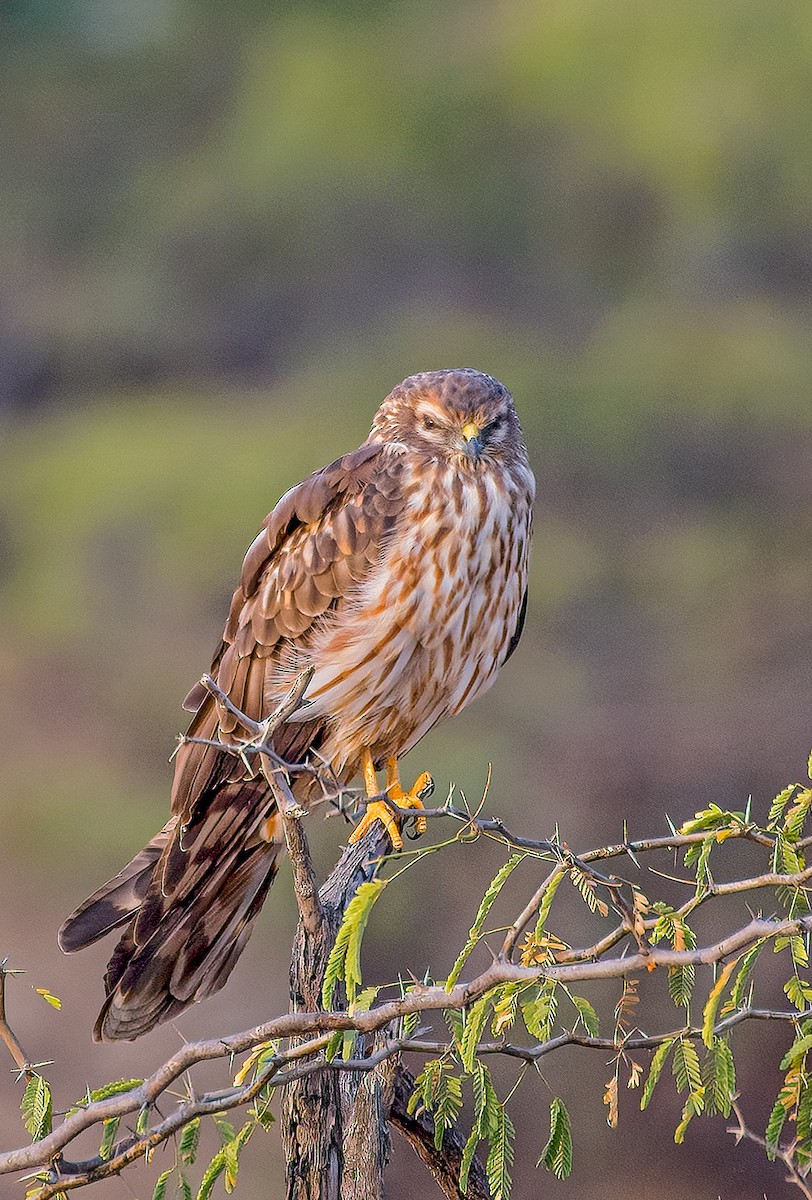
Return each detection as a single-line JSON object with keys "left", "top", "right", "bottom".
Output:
{"left": 0, "top": 1, "right": 810, "bottom": 1198}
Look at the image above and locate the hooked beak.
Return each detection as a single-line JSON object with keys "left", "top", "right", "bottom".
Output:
{"left": 461, "top": 422, "right": 483, "bottom": 462}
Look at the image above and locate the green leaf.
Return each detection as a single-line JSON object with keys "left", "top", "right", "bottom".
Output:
{"left": 774, "top": 934, "right": 809, "bottom": 966}
{"left": 446, "top": 855, "right": 524, "bottom": 991}
{"left": 214, "top": 1115, "right": 236, "bottom": 1145}
{"left": 99, "top": 1116, "right": 120, "bottom": 1161}
{"left": 21, "top": 1074, "right": 52, "bottom": 1141}
{"left": 780, "top": 1033, "right": 812, "bottom": 1071}
{"left": 444, "top": 1006, "right": 465, "bottom": 1047}
{"left": 768, "top": 784, "right": 798, "bottom": 829}
{"left": 672, "top": 1038, "right": 702, "bottom": 1094}
{"left": 520, "top": 981, "right": 557, "bottom": 1041}
{"left": 401, "top": 1008, "right": 420, "bottom": 1039}
{"left": 179, "top": 1117, "right": 201, "bottom": 1166}
{"left": 569, "top": 994, "right": 599, "bottom": 1037}
{"left": 784, "top": 974, "right": 812, "bottom": 1011}
{"left": 351, "top": 985, "right": 380, "bottom": 1014}
{"left": 651, "top": 908, "right": 697, "bottom": 1009}
{"left": 569, "top": 866, "right": 609, "bottom": 917}
{"left": 223, "top": 1140, "right": 239, "bottom": 1194}
{"left": 459, "top": 1124, "right": 481, "bottom": 1195}
{"left": 671, "top": 1037, "right": 706, "bottom": 1143}
{"left": 324, "top": 1030, "right": 343, "bottom": 1062}
{"left": 641, "top": 1038, "right": 676, "bottom": 1110}
{"left": 341, "top": 985, "right": 381, "bottom": 1061}
{"left": 537, "top": 1097, "right": 572, "bottom": 1179}
{"left": 152, "top": 1168, "right": 174, "bottom": 1200}
{"left": 784, "top": 788, "right": 812, "bottom": 840}
{"left": 533, "top": 871, "right": 565, "bottom": 941}
{"left": 85, "top": 1078, "right": 144, "bottom": 1105}
{"left": 471, "top": 1062, "right": 502, "bottom": 1139}
{"left": 766, "top": 1097, "right": 789, "bottom": 1157}
{"left": 196, "top": 1149, "right": 226, "bottom": 1200}
{"left": 220, "top": 1122, "right": 254, "bottom": 1195}
{"left": 431, "top": 1070, "right": 463, "bottom": 1150}
{"left": 797, "top": 1078, "right": 812, "bottom": 1145}
{"left": 340, "top": 1029, "right": 358, "bottom": 1062}
{"left": 249, "top": 1089, "right": 275, "bottom": 1132}
{"left": 674, "top": 1087, "right": 704, "bottom": 1144}
{"left": 408, "top": 1059, "right": 438, "bottom": 1115}
{"left": 461, "top": 994, "right": 493, "bottom": 1074}
{"left": 702, "top": 1037, "right": 736, "bottom": 1117}
{"left": 702, "top": 959, "right": 738, "bottom": 1048}
{"left": 321, "top": 879, "right": 387, "bottom": 1008}
{"left": 684, "top": 837, "right": 713, "bottom": 895}
{"left": 724, "top": 941, "right": 764, "bottom": 1013}
{"left": 179, "top": 1172, "right": 193, "bottom": 1200}
{"left": 409, "top": 1058, "right": 463, "bottom": 1146}
{"left": 460, "top": 1065, "right": 501, "bottom": 1189}
{"left": 773, "top": 828, "right": 805, "bottom": 879}
{"left": 680, "top": 804, "right": 746, "bottom": 835}
{"left": 667, "top": 963, "right": 695, "bottom": 1009}
{"left": 485, "top": 1105, "right": 515, "bottom": 1200}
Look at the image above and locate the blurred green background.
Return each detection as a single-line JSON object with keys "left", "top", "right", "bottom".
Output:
{"left": 1, "top": 0, "right": 811, "bottom": 1196}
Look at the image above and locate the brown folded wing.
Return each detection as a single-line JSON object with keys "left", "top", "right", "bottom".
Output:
{"left": 61, "top": 438, "right": 407, "bottom": 1039}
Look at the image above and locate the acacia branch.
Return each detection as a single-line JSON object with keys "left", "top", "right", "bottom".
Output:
{"left": 727, "top": 1102, "right": 812, "bottom": 1200}
{"left": 22, "top": 999, "right": 812, "bottom": 1198}
{"left": 6, "top": 676, "right": 810, "bottom": 1200}
{"left": 3, "top": 907, "right": 810, "bottom": 1189}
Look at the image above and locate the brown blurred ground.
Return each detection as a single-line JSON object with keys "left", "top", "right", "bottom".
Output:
{"left": 1, "top": 1, "right": 811, "bottom": 1197}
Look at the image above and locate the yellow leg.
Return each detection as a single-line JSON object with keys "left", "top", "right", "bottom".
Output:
{"left": 348, "top": 749, "right": 433, "bottom": 849}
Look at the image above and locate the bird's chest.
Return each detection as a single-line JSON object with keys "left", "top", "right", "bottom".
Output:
{"left": 302, "top": 464, "right": 528, "bottom": 764}
{"left": 383, "top": 470, "right": 516, "bottom": 640}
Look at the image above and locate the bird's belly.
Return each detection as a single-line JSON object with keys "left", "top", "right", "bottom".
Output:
{"left": 283, "top": 474, "right": 528, "bottom": 772}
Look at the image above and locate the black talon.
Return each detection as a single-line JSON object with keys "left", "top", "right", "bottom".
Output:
{"left": 417, "top": 775, "right": 435, "bottom": 802}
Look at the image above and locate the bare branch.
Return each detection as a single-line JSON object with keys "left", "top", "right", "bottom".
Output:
{"left": 0, "top": 964, "right": 32, "bottom": 1078}
{"left": 727, "top": 1103, "right": 812, "bottom": 1200}
{"left": 267, "top": 769, "right": 323, "bottom": 937}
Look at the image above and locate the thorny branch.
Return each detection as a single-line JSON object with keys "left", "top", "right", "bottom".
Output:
{"left": 3, "top": 677, "right": 811, "bottom": 1196}
{"left": 727, "top": 1102, "right": 812, "bottom": 1200}
{"left": 2, "top": 911, "right": 811, "bottom": 1193}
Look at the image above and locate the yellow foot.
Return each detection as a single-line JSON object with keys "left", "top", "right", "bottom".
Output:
{"left": 348, "top": 751, "right": 434, "bottom": 849}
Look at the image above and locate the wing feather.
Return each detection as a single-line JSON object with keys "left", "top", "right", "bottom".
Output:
{"left": 84, "top": 438, "right": 408, "bottom": 1039}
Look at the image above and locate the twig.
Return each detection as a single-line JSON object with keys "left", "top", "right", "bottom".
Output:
{"left": 199, "top": 666, "right": 314, "bottom": 741}
{"left": 0, "top": 963, "right": 32, "bottom": 1078}
{"left": 727, "top": 1102, "right": 812, "bottom": 1199}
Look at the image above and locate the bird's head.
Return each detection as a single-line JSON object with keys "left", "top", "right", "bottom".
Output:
{"left": 370, "top": 368, "right": 525, "bottom": 470}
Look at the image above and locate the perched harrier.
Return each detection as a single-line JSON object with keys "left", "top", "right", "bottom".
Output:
{"left": 59, "top": 369, "right": 535, "bottom": 1040}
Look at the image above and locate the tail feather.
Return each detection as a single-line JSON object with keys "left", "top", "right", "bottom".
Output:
{"left": 93, "top": 778, "right": 283, "bottom": 1042}
{"left": 58, "top": 820, "right": 178, "bottom": 953}
{"left": 62, "top": 693, "right": 331, "bottom": 1042}
{"left": 95, "top": 840, "right": 281, "bottom": 1042}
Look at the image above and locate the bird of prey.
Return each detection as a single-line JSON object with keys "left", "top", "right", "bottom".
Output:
{"left": 59, "top": 368, "right": 535, "bottom": 1041}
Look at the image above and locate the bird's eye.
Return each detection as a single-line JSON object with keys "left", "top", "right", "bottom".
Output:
{"left": 422, "top": 416, "right": 438, "bottom": 430}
